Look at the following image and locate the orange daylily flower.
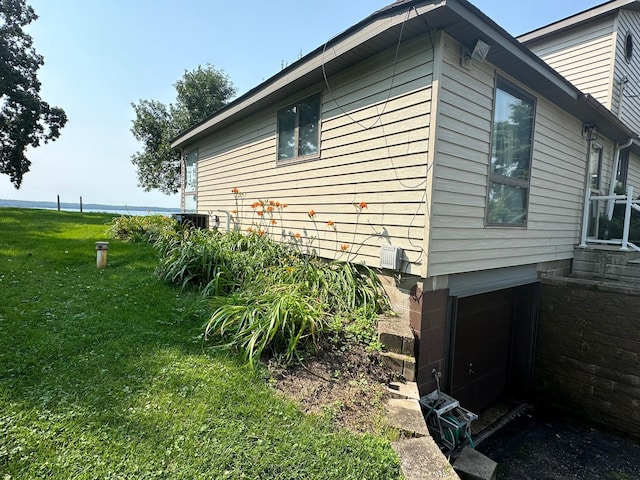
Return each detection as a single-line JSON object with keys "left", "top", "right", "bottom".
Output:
{"left": 271, "top": 219, "right": 277, "bottom": 225}
{"left": 358, "top": 201, "right": 368, "bottom": 209}
{"left": 266, "top": 205, "right": 274, "bottom": 212}
{"left": 247, "top": 227, "right": 253, "bottom": 232}
{"left": 269, "top": 200, "right": 276, "bottom": 206}
{"left": 275, "top": 201, "right": 281, "bottom": 207}
{"left": 340, "top": 244, "right": 349, "bottom": 251}
{"left": 231, "top": 187, "right": 240, "bottom": 194}
{"left": 257, "top": 230, "right": 266, "bottom": 236}
{"left": 251, "top": 202, "right": 260, "bottom": 209}
{"left": 327, "top": 220, "right": 335, "bottom": 227}
{"left": 308, "top": 209, "right": 316, "bottom": 218}
{"left": 231, "top": 209, "right": 238, "bottom": 214}
{"left": 281, "top": 203, "right": 288, "bottom": 208}
{"left": 259, "top": 201, "right": 265, "bottom": 207}
{"left": 294, "top": 233, "right": 301, "bottom": 239}
{"left": 256, "top": 210, "right": 264, "bottom": 216}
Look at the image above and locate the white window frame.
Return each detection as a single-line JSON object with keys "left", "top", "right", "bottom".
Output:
{"left": 183, "top": 149, "right": 198, "bottom": 213}
{"left": 276, "top": 93, "right": 321, "bottom": 163}
{"left": 486, "top": 76, "right": 536, "bottom": 227}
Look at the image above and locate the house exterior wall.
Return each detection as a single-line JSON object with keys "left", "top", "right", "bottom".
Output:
{"left": 190, "top": 36, "right": 434, "bottom": 277}
{"left": 426, "top": 34, "right": 605, "bottom": 278}
{"left": 629, "top": 151, "right": 640, "bottom": 188}
{"left": 614, "top": 9, "right": 640, "bottom": 135}
{"left": 524, "top": 17, "right": 616, "bottom": 109}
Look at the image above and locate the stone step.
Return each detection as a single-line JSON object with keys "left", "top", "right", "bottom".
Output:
{"left": 378, "top": 318, "right": 415, "bottom": 356}
{"left": 380, "top": 351, "right": 416, "bottom": 381}
{"left": 452, "top": 446, "right": 497, "bottom": 480}
{"left": 386, "top": 398, "right": 429, "bottom": 438}
{"left": 387, "top": 381, "right": 420, "bottom": 400}
{"left": 573, "top": 247, "right": 640, "bottom": 283}
{"left": 392, "top": 437, "right": 461, "bottom": 480}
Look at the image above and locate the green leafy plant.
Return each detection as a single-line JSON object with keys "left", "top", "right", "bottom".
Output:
{"left": 205, "top": 283, "right": 325, "bottom": 367}
{"left": 107, "top": 214, "right": 178, "bottom": 243}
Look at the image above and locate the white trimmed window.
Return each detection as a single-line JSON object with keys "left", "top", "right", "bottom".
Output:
{"left": 277, "top": 93, "right": 321, "bottom": 162}
{"left": 184, "top": 149, "right": 198, "bottom": 213}
{"left": 486, "top": 77, "right": 536, "bottom": 226}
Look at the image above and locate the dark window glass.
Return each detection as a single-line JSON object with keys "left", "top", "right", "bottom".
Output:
{"left": 487, "top": 78, "right": 536, "bottom": 226}
{"left": 277, "top": 94, "right": 321, "bottom": 161}
{"left": 617, "top": 149, "right": 629, "bottom": 191}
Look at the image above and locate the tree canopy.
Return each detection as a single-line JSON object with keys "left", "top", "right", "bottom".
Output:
{"left": 0, "top": 0, "right": 67, "bottom": 188}
{"left": 131, "top": 65, "right": 235, "bottom": 195}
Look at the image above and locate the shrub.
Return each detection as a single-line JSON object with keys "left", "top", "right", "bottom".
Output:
{"left": 154, "top": 229, "right": 295, "bottom": 295}
{"left": 203, "top": 252, "right": 388, "bottom": 365}
{"left": 108, "top": 214, "right": 178, "bottom": 243}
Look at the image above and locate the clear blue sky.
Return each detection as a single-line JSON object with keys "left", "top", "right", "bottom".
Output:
{"left": 0, "top": 0, "right": 604, "bottom": 208}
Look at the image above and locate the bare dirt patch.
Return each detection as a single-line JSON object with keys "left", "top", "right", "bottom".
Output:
{"left": 268, "top": 340, "right": 400, "bottom": 435}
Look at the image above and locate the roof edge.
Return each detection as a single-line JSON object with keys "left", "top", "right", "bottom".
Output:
{"left": 518, "top": 0, "right": 638, "bottom": 44}
{"left": 171, "top": 0, "right": 445, "bottom": 149}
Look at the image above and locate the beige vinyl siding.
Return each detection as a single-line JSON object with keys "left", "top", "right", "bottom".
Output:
{"left": 193, "top": 36, "right": 433, "bottom": 276}
{"left": 614, "top": 10, "right": 640, "bottom": 134}
{"left": 628, "top": 152, "right": 640, "bottom": 191}
{"left": 427, "top": 35, "right": 592, "bottom": 277}
{"left": 526, "top": 18, "right": 616, "bottom": 108}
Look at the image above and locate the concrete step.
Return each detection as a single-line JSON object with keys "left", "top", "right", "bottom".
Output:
{"left": 573, "top": 246, "right": 640, "bottom": 283}
{"left": 452, "top": 446, "right": 497, "bottom": 480}
{"left": 386, "top": 398, "right": 429, "bottom": 438}
{"left": 387, "top": 381, "right": 420, "bottom": 400}
{"left": 392, "top": 437, "right": 461, "bottom": 480}
{"left": 378, "top": 317, "right": 415, "bottom": 356}
{"left": 380, "top": 351, "right": 416, "bottom": 381}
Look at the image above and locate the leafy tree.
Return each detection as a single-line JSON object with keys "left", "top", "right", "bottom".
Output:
{"left": 131, "top": 64, "right": 235, "bottom": 195}
{"left": 0, "top": 0, "right": 67, "bottom": 188}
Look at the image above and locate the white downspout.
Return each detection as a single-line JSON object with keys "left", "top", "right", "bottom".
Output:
{"left": 607, "top": 138, "right": 633, "bottom": 219}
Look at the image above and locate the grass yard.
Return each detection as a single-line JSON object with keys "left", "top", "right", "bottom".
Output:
{"left": 0, "top": 208, "right": 401, "bottom": 479}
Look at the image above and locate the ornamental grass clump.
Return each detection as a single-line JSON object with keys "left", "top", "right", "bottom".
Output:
{"left": 113, "top": 205, "right": 390, "bottom": 366}
{"left": 154, "top": 228, "right": 294, "bottom": 296}
{"left": 203, "top": 251, "right": 389, "bottom": 367}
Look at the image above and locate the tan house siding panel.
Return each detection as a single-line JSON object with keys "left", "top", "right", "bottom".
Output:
{"left": 526, "top": 18, "right": 616, "bottom": 107}
{"left": 193, "top": 36, "right": 434, "bottom": 276}
{"left": 628, "top": 152, "right": 640, "bottom": 189}
{"left": 614, "top": 10, "right": 640, "bottom": 134}
{"left": 428, "top": 35, "right": 592, "bottom": 277}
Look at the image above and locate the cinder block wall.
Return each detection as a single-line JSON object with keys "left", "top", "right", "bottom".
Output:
{"left": 535, "top": 277, "right": 640, "bottom": 438}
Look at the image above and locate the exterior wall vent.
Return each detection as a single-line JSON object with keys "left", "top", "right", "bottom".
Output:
{"left": 380, "top": 245, "right": 403, "bottom": 271}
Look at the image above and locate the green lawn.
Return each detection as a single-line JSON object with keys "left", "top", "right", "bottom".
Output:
{"left": 0, "top": 208, "right": 400, "bottom": 479}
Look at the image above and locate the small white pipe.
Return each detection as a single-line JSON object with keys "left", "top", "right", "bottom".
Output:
{"left": 579, "top": 187, "right": 591, "bottom": 247}
{"left": 622, "top": 186, "right": 634, "bottom": 251}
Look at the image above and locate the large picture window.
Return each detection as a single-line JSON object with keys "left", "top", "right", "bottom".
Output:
{"left": 486, "top": 77, "right": 536, "bottom": 226}
{"left": 277, "top": 93, "right": 321, "bottom": 162}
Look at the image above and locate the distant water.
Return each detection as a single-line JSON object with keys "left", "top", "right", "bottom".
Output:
{"left": 0, "top": 199, "right": 177, "bottom": 216}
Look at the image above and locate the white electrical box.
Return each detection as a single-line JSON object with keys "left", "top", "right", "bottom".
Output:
{"left": 380, "top": 245, "right": 403, "bottom": 271}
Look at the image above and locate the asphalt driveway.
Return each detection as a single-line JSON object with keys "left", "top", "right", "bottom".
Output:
{"left": 477, "top": 406, "right": 640, "bottom": 480}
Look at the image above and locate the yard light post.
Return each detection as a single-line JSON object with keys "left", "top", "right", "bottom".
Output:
{"left": 95, "top": 241, "right": 109, "bottom": 268}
